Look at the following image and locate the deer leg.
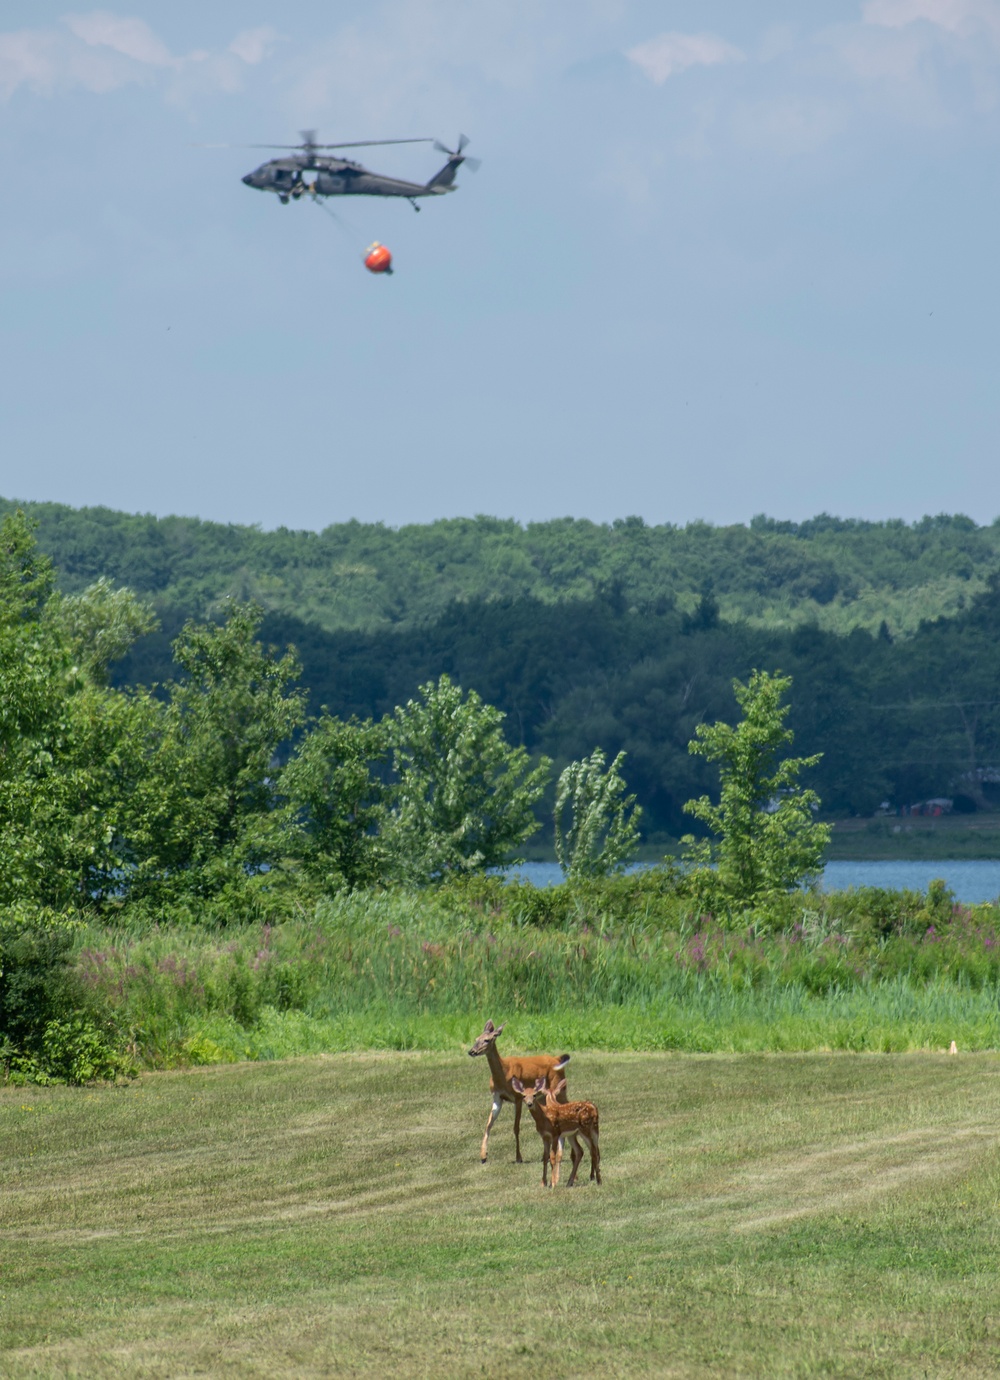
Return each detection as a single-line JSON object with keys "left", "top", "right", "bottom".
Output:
{"left": 513, "top": 1096, "right": 525, "bottom": 1163}
{"left": 541, "top": 1133, "right": 552, "bottom": 1187}
{"left": 566, "top": 1134, "right": 584, "bottom": 1187}
{"left": 480, "top": 1094, "right": 504, "bottom": 1163}
{"left": 590, "top": 1130, "right": 601, "bottom": 1185}
{"left": 551, "top": 1136, "right": 563, "bottom": 1188}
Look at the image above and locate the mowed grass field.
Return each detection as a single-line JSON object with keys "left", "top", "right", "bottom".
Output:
{"left": 4, "top": 1053, "right": 1000, "bottom": 1378}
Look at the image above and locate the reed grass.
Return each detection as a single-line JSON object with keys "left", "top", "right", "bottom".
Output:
{"left": 64, "top": 885, "right": 1000, "bottom": 1066}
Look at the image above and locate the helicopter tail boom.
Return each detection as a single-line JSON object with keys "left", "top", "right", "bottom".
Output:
{"left": 424, "top": 158, "right": 462, "bottom": 192}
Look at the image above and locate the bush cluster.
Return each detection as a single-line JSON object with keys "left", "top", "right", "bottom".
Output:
{"left": 0, "top": 911, "right": 133, "bottom": 1084}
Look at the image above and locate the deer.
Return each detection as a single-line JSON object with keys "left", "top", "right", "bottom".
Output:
{"left": 511, "top": 1076, "right": 601, "bottom": 1188}
{"left": 467, "top": 1020, "right": 570, "bottom": 1164}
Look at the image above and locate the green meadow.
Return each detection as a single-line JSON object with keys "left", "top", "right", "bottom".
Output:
{"left": 4, "top": 1052, "right": 1000, "bottom": 1378}
{"left": 9, "top": 885, "right": 1000, "bottom": 1375}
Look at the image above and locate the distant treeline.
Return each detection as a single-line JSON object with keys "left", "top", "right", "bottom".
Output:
{"left": 13, "top": 497, "right": 1000, "bottom": 836}
{"left": 4, "top": 497, "right": 997, "bottom": 637}
{"left": 115, "top": 580, "right": 1000, "bottom": 838}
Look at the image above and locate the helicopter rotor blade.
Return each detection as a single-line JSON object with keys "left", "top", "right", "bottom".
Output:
{"left": 312, "top": 138, "right": 434, "bottom": 149}
{"left": 457, "top": 133, "right": 469, "bottom": 154}
{"left": 190, "top": 142, "right": 289, "bottom": 150}
{"left": 463, "top": 156, "right": 481, "bottom": 173}
{"left": 197, "top": 137, "right": 434, "bottom": 152}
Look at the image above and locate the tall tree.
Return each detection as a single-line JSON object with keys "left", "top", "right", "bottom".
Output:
{"left": 283, "top": 715, "right": 392, "bottom": 891}
{"left": 386, "top": 675, "right": 550, "bottom": 883}
{"left": 127, "top": 604, "right": 306, "bottom": 902}
{"left": 0, "top": 512, "right": 163, "bottom": 907}
{"left": 682, "top": 670, "right": 830, "bottom": 908}
{"left": 554, "top": 749, "right": 642, "bottom": 879}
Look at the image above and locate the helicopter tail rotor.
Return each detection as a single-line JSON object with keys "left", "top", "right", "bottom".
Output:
{"left": 432, "top": 134, "right": 481, "bottom": 172}
{"left": 433, "top": 133, "right": 468, "bottom": 156}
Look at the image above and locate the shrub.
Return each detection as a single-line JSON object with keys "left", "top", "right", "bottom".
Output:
{"left": 0, "top": 909, "right": 133, "bottom": 1084}
{"left": 40, "top": 1016, "right": 134, "bottom": 1084}
{"left": 0, "top": 911, "right": 80, "bottom": 1051}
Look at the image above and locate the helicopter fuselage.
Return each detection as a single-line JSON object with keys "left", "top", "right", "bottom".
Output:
{"left": 241, "top": 154, "right": 457, "bottom": 204}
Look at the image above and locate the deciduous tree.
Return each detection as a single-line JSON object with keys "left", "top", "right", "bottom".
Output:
{"left": 283, "top": 715, "right": 391, "bottom": 891}
{"left": 386, "top": 675, "right": 550, "bottom": 883}
{"left": 128, "top": 604, "right": 306, "bottom": 902}
{"left": 554, "top": 749, "right": 641, "bottom": 879}
{"left": 682, "top": 670, "right": 830, "bottom": 909}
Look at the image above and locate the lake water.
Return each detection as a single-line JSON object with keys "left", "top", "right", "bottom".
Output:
{"left": 507, "top": 860, "right": 1000, "bottom": 905}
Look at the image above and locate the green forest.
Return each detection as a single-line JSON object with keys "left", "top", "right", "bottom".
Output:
{"left": 5, "top": 497, "right": 995, "bottom": 636}
{"left": 4, "top": 500, "right": 1000, "bottom": 1093}
{"left": 7, "top": 496, "right": 1000, "bottom": 839}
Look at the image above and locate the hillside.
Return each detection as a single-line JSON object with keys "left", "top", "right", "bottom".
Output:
{"left": 4, "top": 498, "right": 996, "bottom": 638}
{"left": 12, "top": 497, "right": 1000, "bottom": 837}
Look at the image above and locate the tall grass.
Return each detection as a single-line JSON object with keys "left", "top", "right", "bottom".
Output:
{"left": 64, "top": 882, "right": 1000, "bottom": 1065}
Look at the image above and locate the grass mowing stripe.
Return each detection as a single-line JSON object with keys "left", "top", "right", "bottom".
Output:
{"left": 3, "top": 1053, "right": 1000, "bottom": 1377}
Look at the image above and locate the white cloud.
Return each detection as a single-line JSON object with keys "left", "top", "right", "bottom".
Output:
{"left": 0, "top": 32, "right": 58, "bottom": 99}
{"left": 229, "top": 27, "right": 281, "bottom": 67}
{"left": 834, "top": 0, "right": 1000, "bottom": 121}
{"left": 64, "top": 12, "right": 174, "bottom": 67}
{"left": 279, "top": 0, "right": 589, "bottom": 133}
{"left": 626, "top": 31, "right": 744, "bottom": 85}
{"left": 0, "top": 26, "right": 151, "bottom": 98}
{"left": 0, "top": 12, "right": 281, "bottom": 102}
{"left": 863, "top": 0, "right": 1000, "bottom": 35}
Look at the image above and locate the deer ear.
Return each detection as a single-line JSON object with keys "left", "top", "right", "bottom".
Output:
{"left": 554, "top": 1078, "right": 567, "bottom": 1095}
{"left": 483, "top": 1020, "right": 495, "bottom": 1033}
{"left": 511, "top": 1077, "right": 524, "bottom": 1093}
{"left": 494, "top": 1023, "right": 505, "bottom": 1036}
{"left": 535, "top": 1077, "right": 546, "bottom": 1090}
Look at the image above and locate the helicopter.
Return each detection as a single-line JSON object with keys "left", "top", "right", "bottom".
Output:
{"left": 237, "top": 131, "right": 479, "bottom": 210}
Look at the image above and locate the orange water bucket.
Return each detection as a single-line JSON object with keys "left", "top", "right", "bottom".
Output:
{"left": 364, "top": 242, "right": 393, "bottom": 275}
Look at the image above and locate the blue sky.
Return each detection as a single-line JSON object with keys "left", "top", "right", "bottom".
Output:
{"left": 2, "top": 0, "right": 1000, "bottom": 529}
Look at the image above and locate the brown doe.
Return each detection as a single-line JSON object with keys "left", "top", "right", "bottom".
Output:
{"left": 467, "top": 1020, "right": 570, "bottom": 1163}
{"left": 511, "top": 1075, "right": 601, "bottom": 1188}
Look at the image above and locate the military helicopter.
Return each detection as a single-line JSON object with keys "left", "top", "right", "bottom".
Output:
{"left": 236, "top": 131, "right": 479, "bottom": 210}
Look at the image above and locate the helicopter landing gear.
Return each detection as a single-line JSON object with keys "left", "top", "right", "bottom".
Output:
{"left": 279, "top": 194, "right": 290, "bottom": 204}
{"left": 408, "top": 198, "right": 421, "bottom": 212}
